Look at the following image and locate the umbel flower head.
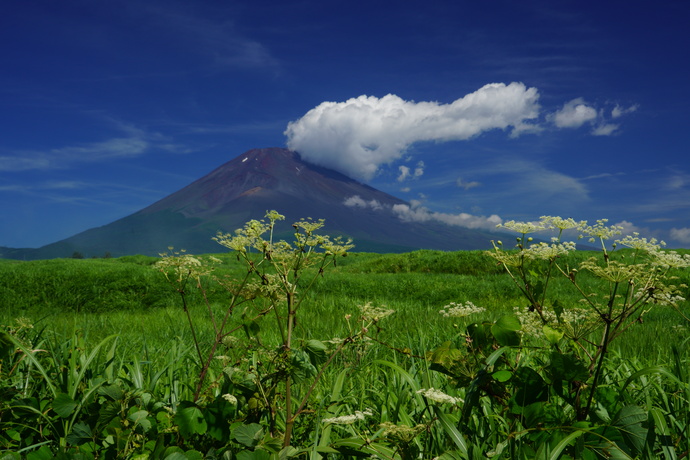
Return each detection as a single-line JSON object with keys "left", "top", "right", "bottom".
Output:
{"left": 322, "top": 409, "right": 373, "bottom": 425}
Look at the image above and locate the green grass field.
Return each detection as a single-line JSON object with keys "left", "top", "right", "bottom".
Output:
{"left": 1, "top": 246, "right": 689, "bottom": 459}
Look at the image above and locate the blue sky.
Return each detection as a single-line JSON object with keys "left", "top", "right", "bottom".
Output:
{"left": 2, "top": 0, "right": 689, "bottom": 249}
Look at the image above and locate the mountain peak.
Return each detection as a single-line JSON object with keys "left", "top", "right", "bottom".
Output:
{"left": 3, "top": 147, "right": 498, "bottom": 259}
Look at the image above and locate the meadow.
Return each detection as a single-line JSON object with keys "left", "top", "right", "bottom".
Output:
{"left": 1, "top": 214, "right": 689, "bottom": 459}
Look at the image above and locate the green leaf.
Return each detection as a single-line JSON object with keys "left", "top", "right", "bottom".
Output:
{"left": 98, "top": 383, "right": 124, "bottom": 401}
{"left": 204, "top": 396, "right": 235, "bottom": 441}
{"left": 612, "top": 405, "right": 648, "bottom": 456}
{"left": 290, "top": 348, "right": 317, "bottom": 383}
{"left": 542, "top": 324, "right": 564, "bottom": 344}
{"left": 66, "top": 421, "right": 93, "bottom": 446}
{"left": 491, "top": 315, "right": 521, "bottom": 347}
{"left": 26, "top": 446, "right": 54, "bottom": 460}
{"left": 0, "top": 453, "right": 22, "bottom": 460}
{"left": 174, "top": 401, "right": 208, "bottom": 438}
{"left": 492, "top": 370, "right": 513, "bottom": 382}
{"left": 648, "top": 407, "right": 677, "bottom": 460}
{"left": 547, "top": 430, "right": 586, "bottom": 460}
{"left": 511, "top": 367, "right": 548, "bottom": 408}
{"left": 236, "top": 450, "right": 270, "bottom": 460}
{"left": 163, "top": 454, "right": 188, "bottom": 460}
{"left": 128, "top": 409, "right": 152, "bottom": 433}
{"left": 234, "top": 423, "right": 264, "bottom": 448}
{"left": 434, "top": 407, "right": 468, "bottom": 455}
{"left": 53, "top": 393, "right": 78, "bottom": 418}
{"left": 304, "top": 339, "right": 327, "bottom": 365}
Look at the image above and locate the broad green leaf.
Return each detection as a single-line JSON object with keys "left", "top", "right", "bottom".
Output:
{"left": 290, "top": 348, "right": 317, "bottom": 383}
{"left": 236, "top": 450, "right": 270, "bottom": 460}
{"left": 542, "top": 324, "right": 564, "bottom": 344}
{"left": 491, "top": 315, "right": 521, "bottom": 347}
{"left": 174, "top": 402, "right": 208, "bottom": 438}
{"left": 234, "top": 423, "right": 264, "bottom": 448}
{"left": 305, "top": 339, "right": 327, "bottom": 365}
{"left": 66, "top": 421, "right": 93, "bottom": 446}
{"left": 98, "top": 383, "right": 124, "bottom": 401}
{"left": 52, "top": 393, "right": 78, "bottom": 418}
{"left": 128, "top": 409, "right": 152, "bottom": 433}
{"left": 512, "top": 367, "right": 548, "bottom": 407}
{"left": 26, "top": 446, "right": 53, "bottom": 460}
{"left": 612, "top": 405, "right": 648, "bottom": 456}
{"left": 163, "top": 454, "right": 188, "bottom": 460}
{"left": 492, "top": 370, "right": 513, "bottom": 382}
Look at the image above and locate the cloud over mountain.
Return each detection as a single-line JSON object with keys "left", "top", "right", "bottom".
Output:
{"left": 285, "top": 82, "right": 540, "bottom": 181}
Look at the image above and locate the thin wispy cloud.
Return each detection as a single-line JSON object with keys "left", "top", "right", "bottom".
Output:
{"left": 0, "top": 122, "right": 190, "bottom": 172}
{"left": 140, "top": 3, "right": 280, "bottom": 71}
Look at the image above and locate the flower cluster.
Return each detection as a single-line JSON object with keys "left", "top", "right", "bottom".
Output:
{"left": 322, "top": 409, "right": 373, "bottom": 425}
{"left": 359, "top": 302, "right": 395, "bottom": 322}
{"left": 579, "top": 219, "right": 623, "bottom": 243}
{"left": 379, "top": 422, "right": 426, "bottom": 443}
{"left": 524, "top": 241, "right": 577, "bottom": 260}
{"left": 222, "top": 394, "right": 238, "bottom": 405}
{"left": 513, "top": 305, "right": 593, "bottom": 338}
{"left": 439, "top": 301, "right": 486, "bottom": 318}
{"left": 416, "top": 388, "right": 463, "bottom": 405}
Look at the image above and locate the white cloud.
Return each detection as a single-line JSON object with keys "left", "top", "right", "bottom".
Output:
{"left": 670, "top": 227, "right": 690, "bottom": 245}
{"left": 414, "top": 161, "right": 424, "bottom": 177}
{"left": 591, "top": 123, "right": 619, "bottom": 136}
{"left": 550, "top": 99, "right": 637, "bottom": 136}
{"left": 392, "top": 202, "right": 502, "bottom": 231}
{"left": 343, "top": 195, "right": 383, "bottom": 211}
{"left": 0, "top": 121, "right": 188, "bottom": 172}
{"left": 456, "top": 177, "right": 481, "bottom": 190}
{"left": 397, "top": 165, "right": 410, "bottom": 182}
{"left": 285, "top": 82, "right": 541, "bottom": 181}
{"left": 550, "top": 98, "right": 598, "bottom": 128}
{"left": 343, "top": 195, "right": 502, "bottom": 231}
{"left": 612, "top": 104, "right": 638, "bottom": 119}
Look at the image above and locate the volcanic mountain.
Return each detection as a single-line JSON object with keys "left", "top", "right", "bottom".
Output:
{"left": 2, "top": 148, "right": 500, "bottom": 259}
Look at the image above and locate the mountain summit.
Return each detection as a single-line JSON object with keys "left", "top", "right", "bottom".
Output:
{"left": 3, "top": 148, "right": 498, "bottom": 259}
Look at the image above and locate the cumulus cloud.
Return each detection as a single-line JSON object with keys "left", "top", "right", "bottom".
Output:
{"left": 397, "top": 161, "right": 424, "bottom": 182}
{"left": 285, "top": 82, "right": 540, "bottom": 181}
{"left": 670, "top": 227, "right": 690, "bottom": 244}
{"left": 392, "top": 201, "right": 502, "bottom": 230}
{"left": 343, "top": 195, "right": 383, "bottom": 211}
{"left": 550, "top": 98, "right": 598, "bottom": 128}
{"left": 550, "top": 99, "right": 637, "bottom": 136}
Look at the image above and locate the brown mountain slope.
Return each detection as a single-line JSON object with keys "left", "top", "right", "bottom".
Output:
{"left": 3, "top": 148, "right": 499, "bottom": 259}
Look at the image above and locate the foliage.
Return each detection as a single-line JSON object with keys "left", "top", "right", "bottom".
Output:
{"left": 1, "top": 213, "right": 689, "bottom": 458}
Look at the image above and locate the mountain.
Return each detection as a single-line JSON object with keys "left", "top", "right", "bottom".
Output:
{"left": 1, "top": 148, "right": 501, "bottom": 259}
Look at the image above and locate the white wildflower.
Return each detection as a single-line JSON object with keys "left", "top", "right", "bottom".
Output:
{"left": 497, "top": 220, "right": 546, "bottom": 235}
{"left": 579, "top": 219, "right": 623, "bottom": 242}
{"left": 615, "top": 233, "right": 664, "bottom": 252}
{"left": 650, "top": 250, "right": 690, "bottom": 269}
{"left": 222, "top": 394, "right": 238, "bottom": 405}
{"left": 322, "top": 409, "right": 373, "bottom": 425}
{"left": 359, "top": 303, "right": 395, "bottom": 322}
{"left": 524, "top": 241, "right": 576, "bottom": 260}
{"left": 439, "top": 301, "right": 486, "bottom": 318}
{"left": 540, "top": 216, "right": 585, "bottom": 231}
{"left": 416, "top": 388, "right": 462, "bottom": 405}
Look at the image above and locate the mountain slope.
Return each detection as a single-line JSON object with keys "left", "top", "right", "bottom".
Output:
{"left": 2, "top": 148, "right": 499, "bottom": 259}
